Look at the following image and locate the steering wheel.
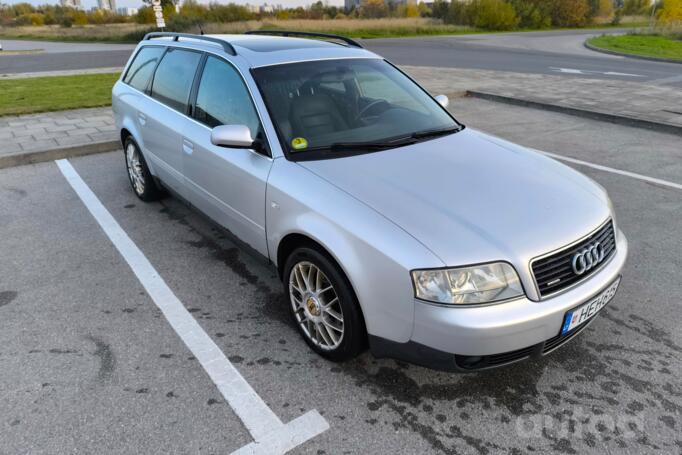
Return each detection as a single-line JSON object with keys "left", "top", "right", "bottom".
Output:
{"left": 354, "top": 99, "right": 390, "bottom": 124}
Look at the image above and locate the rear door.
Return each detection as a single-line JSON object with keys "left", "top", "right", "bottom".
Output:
{"left": 144, "top": 47, "right": 202, "bottom": 196}
{"left": 182, "top": 55, "right": 272, "bottom": 257}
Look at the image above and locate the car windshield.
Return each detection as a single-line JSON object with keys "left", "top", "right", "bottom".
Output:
{"left": 252, "top": 58, "right": 462, "bottom": 160}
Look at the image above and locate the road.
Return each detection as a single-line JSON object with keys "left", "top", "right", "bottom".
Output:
{"left": 1, "top": 98, "right": 680, "bottom": 454}
{"left": 2, "top": 29, "right": 682, "bottom": 86}
{"left": 365, "top": 29, "right": 682, "bottom": 86}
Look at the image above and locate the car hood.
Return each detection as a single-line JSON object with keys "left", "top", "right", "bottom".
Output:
{"left": 298, "top": 128, "right": 611, "bottom": 269}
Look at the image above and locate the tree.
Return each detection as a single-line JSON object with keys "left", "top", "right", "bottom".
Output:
{"left": 396, "top": 2, "right": 420, "bottom": 17}
{"left": 586, "top": 0, "right": 614, "bottom": 18}
{"left": 550, "top": 0, "right": 591, "bottom": 26}
{"left": 657, "top": 0, "right": 682, "bottom": 25}
{"left": 509, "top": 0, "right": 552, "bottom": 28}
{"left": 468, "top": 0, "right": 520, "bottom": 30}
{"left": 359, "top": 0, "right": 388, "bottom": 18}
{"left": 622, "top": 0, "right": 651, "bottom": 15}
{"left": 142, "top": 0, "right": 177, "bottom": 9}
{"left": 446, "top": 0, "right": 471, "bottom": 24}
{"left": 72, "top": 10, "right": 88, "bottom": 25}
{"left": 417, "top": 1, "right": 431, "bottom": 17}
{"left": 308, "top": 1, "right": 326, "bottom": 19}
{"left": 431, "top": 0, "right": 449, "bottom": 20}
{"left": 405, "top": 3, "right": 420, "bottom": 17}
{"left": 136, "top": 6, "right": 155, "bottom": 24}
{"left": 597, "top": 0, "right": 614, "bottom": 17}
{"left": 178, "top": 0, "right": 207, "bottom": 22}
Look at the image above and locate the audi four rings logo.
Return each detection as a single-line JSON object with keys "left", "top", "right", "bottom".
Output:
{"left": 571, "top": 242, "right": 605, "bottom": 275}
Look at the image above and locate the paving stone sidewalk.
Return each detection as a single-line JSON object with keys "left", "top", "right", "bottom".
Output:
{"left": 404, "top": 66, "right": 682, "bottom": 130}
{"left": 1, "top": 67, "right": 681, "bottom": 167}
{"left": 0, "top": 107, "right": 116, "bottom": 157}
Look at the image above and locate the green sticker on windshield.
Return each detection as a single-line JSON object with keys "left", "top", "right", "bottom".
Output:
{"left": 291, "top": 137, "right": 308, "bottom": 151}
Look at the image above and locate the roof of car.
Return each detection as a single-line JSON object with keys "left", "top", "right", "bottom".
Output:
{"left": 143, "top": 33, "right": 380, "bottom": 68}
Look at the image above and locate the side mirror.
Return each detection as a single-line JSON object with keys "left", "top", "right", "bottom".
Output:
{"left": 210, "top": 125, "right": 254, "bottom": 148}
{"left": 434, "top": 94, "right": 449, "bottom": 109}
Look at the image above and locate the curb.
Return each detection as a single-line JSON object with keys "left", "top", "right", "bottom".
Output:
{"left": 466, "top": 90, "right": 682, "bottom": 136}
{"left": 0, "top": 140, "right": 119, "bottom": 170}
{"left": 2, "top": 86, "right": 681, "bottom": 171}
{"left": 584, "top": 41, "right": 682, "bottom": 65}
{"left": 1, "top": 67, "right": 124, "bottom": 80}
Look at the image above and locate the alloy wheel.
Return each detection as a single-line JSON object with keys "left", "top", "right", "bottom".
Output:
{"left": 126, "top": 143, "right": 145, "bottom": 196}
{"left": 289, "top": 261, "right": 344, "bottom": 350}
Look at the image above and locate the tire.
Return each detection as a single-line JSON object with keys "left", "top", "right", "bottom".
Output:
{"left": 283, "top": 246, "right": 366, "bottom": 361}
{"left": 124, "top": 137, "right": 161, "bottom": 202}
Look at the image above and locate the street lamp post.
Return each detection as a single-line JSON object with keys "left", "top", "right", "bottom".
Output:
{"left": 648, "top": 0, "right": 658, "bottom": 31}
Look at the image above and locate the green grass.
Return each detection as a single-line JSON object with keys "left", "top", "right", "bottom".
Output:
{"left": 588, "top": 34, "right": 682, "bottom": 62}
{"left": 0, "top": 72, "right": 118, "bottom": 117}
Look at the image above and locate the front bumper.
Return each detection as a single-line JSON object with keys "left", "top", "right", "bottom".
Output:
{"left": 370, "top": 229, "right": 628, "bottom": 371}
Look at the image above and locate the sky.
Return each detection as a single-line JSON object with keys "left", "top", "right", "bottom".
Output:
{"left": 3, "top": 0, "right": 343, "bottom": 9}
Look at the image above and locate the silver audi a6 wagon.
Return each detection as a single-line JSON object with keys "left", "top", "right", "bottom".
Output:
{"left": 113, "top": 31, "right": 627, "bottom": 371}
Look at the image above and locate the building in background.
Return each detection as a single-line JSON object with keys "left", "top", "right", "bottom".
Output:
{"left": 116, "top": 6, "right": 138, "bottom": 15}
{"left": 59, "top": 0, "right": 82, "bottom": 8}
{"left": 246, "top": 2, "right": 281, "bottom": 13}
{"left": 344, "top": 0, "right": 361, "bottom": 10}
{"left": 97, "top": 0, "right": 116, "bottom": 11}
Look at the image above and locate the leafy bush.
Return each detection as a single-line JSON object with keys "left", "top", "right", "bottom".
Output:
{"left": 206, "top": 3, "right": 253, "bottom": 22}
{"left": 136, "top": 6, "right": 155, "bottom": 24}
{"left": 657, "top": 0, "right": 682, "bottom": 26}
{"left": 360, "top": 0, "right": 388, "bottom": 19}
{"left": 430, "top": 0, "right": 449, "bottom": 20}
{"left": 166, "top": 14, "right": 199, "bottom": 32}
{"left": 509, "top": 0, "right": 552, "bottom": 28}
{"left": 469, "top": 0, "right": 519, "bottom": 30}
{"left": 550, "top": 0, "right": 590, "bottom": 27}
{"left": 622, "top": 0, "right": 652, "bottom": 15}
{"left": 28, "top": 12, "right": 45, "bottom": 25}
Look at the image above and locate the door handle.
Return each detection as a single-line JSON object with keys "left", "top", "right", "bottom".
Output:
{"left": 137, "top": 112, "right": 147, "bottom": 126}
{"left": 182, "top": 138, "right": 194, "bottom": 155}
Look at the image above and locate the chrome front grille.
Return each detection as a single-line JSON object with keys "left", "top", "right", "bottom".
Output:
{"left": 532, "top": 220, "right": 616, "bottom": 298}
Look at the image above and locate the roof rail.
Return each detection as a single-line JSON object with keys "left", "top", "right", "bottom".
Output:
{"left": 244, "top": 30, "right": 363, "bottom": 49}
{"left": 143, "top": 32, "right": 236, "bottom": 56}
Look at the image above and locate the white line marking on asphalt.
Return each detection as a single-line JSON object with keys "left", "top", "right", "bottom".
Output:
{"left": 55, "top": 159, "right": 329, "bottom": 454}
{"left": 550, "top": 67, "right": 584, "bottom": 74}
{"left": 540, "top": 151, "right": 682, "bottom": 191}
{"left": 549, "top": 67, "right": 645, "bottom": 77}
{"left": 602, "top": 71, "right": 646, "bottom": 77}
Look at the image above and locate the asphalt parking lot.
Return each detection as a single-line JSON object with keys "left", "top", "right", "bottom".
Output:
{"left": 1, "top": 98, "right": 680, "bottom": 454}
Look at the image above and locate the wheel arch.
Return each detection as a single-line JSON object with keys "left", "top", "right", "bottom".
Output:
{"left": 276, "top": 232, "right": 368, "bottom": 343}
{"left": 120, "top": 127, "right": 133, "bottom": 145}
{"left": 119, "top": 124, "right": 157, "bottom": 176}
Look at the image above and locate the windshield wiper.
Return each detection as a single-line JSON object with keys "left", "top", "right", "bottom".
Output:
{"left": 298, "top": 126, "right": 462, "bottom": 156}
{"left": 313, "top": 136, "right": 419, "bottom": 153}
{"left": 411, "top": 125, "right": 462, "bottom": 140}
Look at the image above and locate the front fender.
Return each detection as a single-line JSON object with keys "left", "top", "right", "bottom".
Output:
{"left": 266, "top": 159, "right": 444, "bottom": 343}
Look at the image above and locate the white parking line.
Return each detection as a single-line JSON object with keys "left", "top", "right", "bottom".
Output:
{"left": 55, "top": 159, "right": 329, "bottom": 454}
{"left": 540, "top": 151, "right": 682, "bottom": 191}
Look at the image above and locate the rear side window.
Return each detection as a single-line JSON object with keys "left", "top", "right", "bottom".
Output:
{"left": 151, "top": 48, "right": 202, "bottom": 113}
{"left": 123, "top": 46, "right": 164, "bottom": 92}
{"left": 194, "top": 56, "right": 260, "bottom": 135}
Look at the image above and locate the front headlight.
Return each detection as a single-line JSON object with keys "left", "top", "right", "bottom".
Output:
{"left": 411, "top": 262, "right": 524, "bottom": 305}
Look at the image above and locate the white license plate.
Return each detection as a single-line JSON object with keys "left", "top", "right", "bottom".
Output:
{"left": 560, "top": 276, "right": 621, "bottom": 335}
